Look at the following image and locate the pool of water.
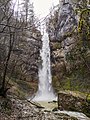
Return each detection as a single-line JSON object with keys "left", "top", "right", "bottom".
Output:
{"left": 35, "top": 101, "right": 90, "bottom": 120}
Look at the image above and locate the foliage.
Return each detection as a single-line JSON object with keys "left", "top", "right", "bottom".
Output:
{"left": 0, "top": 0, "right": 41, "bottom": 97}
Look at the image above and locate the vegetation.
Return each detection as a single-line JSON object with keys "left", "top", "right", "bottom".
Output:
{"left": 0, "top": 0, "right": 41, "bottom": 97}
{"left": 47, "top": 0, "right": 90, "bottom": 98}
{"left": 0, "top": 0, "right": 90, "bottom": 119}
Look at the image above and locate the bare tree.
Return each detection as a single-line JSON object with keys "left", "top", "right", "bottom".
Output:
{"left": 0, "top": 0, "right": 42, "bottom": 97}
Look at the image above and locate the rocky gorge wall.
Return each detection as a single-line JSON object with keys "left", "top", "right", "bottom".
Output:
{"left": 47, "top": 0, "right": 90, "bottom": 92}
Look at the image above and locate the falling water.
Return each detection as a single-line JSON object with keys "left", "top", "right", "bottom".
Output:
{"left": 33, "top": 25, "right": 56, "bottom": 101}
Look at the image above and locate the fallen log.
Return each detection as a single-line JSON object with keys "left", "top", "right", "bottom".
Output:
{"left": 27, "top": 100, "right": 45, "bottom": 109}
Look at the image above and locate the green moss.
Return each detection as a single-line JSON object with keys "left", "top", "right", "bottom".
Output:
{"left": 87, "top": 94, "right": 90, "bottom": 100}
{"left": 78, "top": 8, "right": 90, "bottom": 42}
{"left": 15, "top": 88, "right": 26, "bottom": 99}
{"left": 78, "top": 20, "right": 85, "bottom": 33}
{"left": 64, "top": 78, "right": 71, "bottom": 90}
{"left": 53, "top": 42, "right": 61, "bottom": 49}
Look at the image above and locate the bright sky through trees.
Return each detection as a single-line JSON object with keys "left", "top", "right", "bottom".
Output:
{"left": 33, "top": 0, "right": 59, "bottom": 18}
{"left": 12, "top": 0, "right": 59, "bottom": 18}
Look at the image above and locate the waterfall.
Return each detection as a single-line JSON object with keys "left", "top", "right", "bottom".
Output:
{"left": 33, "top": 25, "right": 56, "bottom": 101}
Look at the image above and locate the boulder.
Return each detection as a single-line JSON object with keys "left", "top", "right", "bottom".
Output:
{"left": 58, "top": 91, "right": 90, "bottom": 117}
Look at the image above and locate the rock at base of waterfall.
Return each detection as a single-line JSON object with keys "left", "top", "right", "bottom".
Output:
{"left": 58, "top": 91, "right": 90, "bottom": 117}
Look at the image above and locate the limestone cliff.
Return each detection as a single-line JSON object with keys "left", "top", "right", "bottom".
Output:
{"left": 47, "top": 0, "right": 90, "bottom": 92}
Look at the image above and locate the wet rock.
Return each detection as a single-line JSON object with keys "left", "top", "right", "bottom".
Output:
{"left": 58, "top": 91, "right": 90, "bottom": 117}
{"left": 27, "top": 100, "right": 45, "bottom": 108}
{"left": 0, "top": 96, "right": 79, "bottom": 120}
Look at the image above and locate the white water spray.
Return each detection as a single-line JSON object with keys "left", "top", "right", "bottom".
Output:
{"left": 33, "top": 25, "right": 56, "bottom": 101}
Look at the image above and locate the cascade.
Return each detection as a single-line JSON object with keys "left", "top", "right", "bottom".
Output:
{"left": 33, "top": 24, "right": 56, "bottom": 101}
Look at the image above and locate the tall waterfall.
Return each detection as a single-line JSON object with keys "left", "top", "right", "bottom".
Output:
{"left": 33, "top": 26, "right": 56, "bottom": 101}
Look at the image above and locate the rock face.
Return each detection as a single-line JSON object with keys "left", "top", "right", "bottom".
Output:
{"left": 58, "top": 92, "right": 90, "bottom": 117}
{"left": 58, "top": 92, "right": 86, "bottom": 110}
{"left": 47, "top": 0, "right": 78, "bottom": 89}
{"left": 47, "top": 0, "right": 90, "bottom": 91}
{"left": 48, "top": 0, "right": 78, "bottom": 48}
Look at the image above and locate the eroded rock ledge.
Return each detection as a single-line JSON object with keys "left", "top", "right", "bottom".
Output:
{"left": 58, "top": 91, "right": 90, "bottom": 117}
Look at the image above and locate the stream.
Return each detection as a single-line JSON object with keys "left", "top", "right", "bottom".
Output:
{"left": 33, "top": 101, "right": 90, "bottom": 120}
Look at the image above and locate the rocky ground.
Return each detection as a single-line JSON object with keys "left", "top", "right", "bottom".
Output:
{"left": 0, "top": 95, "right": 79, "bottom": 120}
{"left": 0, "top": 94, "right": 90, "bottom": 120}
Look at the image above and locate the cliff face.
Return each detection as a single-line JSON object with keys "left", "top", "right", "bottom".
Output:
{"left": 48, "top": 0, "right": 77, "bottom": 60}
{"left": 47, "top": 0, "right": 90, "bottom": 92}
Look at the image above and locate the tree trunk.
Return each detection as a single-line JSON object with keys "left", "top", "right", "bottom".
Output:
{"left": 0, "top": 32, "right": 14, "bottom": 97}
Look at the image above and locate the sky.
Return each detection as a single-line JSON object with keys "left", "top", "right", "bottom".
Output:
{"left": 12, "top": 0, "right": 59, "bottom": 19}
{"left": 33, "top": 0, "right": 59, "bottom": 18}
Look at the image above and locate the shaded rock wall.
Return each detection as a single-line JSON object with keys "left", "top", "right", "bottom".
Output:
{"left": 58, "top": 91, "right": 90, "bottom": 117}
{"left": 47, "top": 0, "right": 90, "bottom": 91}
{"left": 47, "top": 0, "right": 78, "bottom": 88}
